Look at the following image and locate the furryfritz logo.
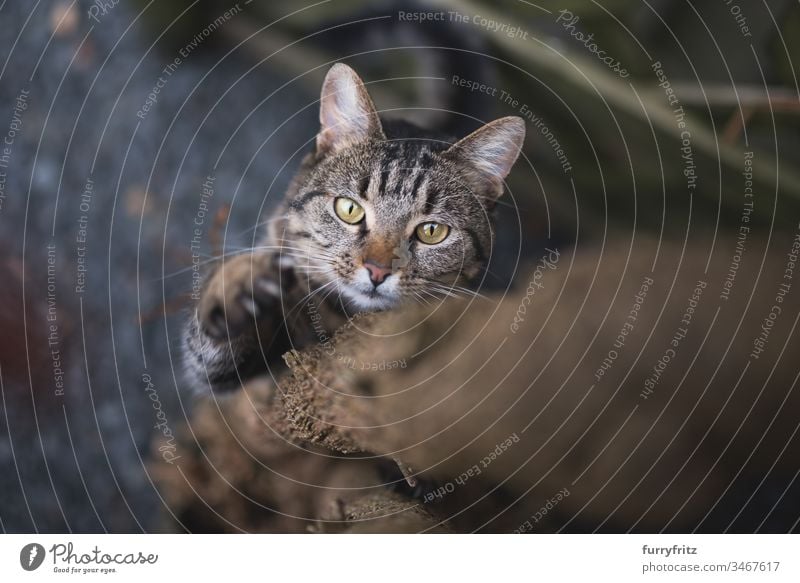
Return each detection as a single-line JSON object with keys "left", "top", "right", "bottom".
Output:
{"left": 20, "top": 543, "right": 46, "bottom": 571}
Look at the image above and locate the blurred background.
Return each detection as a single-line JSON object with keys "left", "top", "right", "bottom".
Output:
{"left": 0, "top": 0, "right": 798, "bottom": 532}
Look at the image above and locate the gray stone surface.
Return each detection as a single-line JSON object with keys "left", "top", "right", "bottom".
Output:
{"left": 0, "top": 0, "right": 314, "bottom": 532}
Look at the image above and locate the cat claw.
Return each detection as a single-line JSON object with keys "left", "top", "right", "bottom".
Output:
{"left": 393, "top": 457, "right": 417, "bottom": 488}
{"left": 239, "top": 296, "right": 260, "bottom": 318}
{"left": 202, "top": 306, "right": 229, "bottom": 340}
{"left": 254, "top": 276, "right": 281, "bottom": 301}
{"left": 198, "top": 261, "right": 284, "bottom": 340}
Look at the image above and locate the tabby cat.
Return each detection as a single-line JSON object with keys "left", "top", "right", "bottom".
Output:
{"left": 183, "top": 64, "right": 525, "bottom": 393}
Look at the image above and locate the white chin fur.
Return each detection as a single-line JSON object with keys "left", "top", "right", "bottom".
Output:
{"left": 344, "top": 291, "right": 397, "bottom": 312}
{"left": 341, "top": 271, "right": 400, "bottom": 312}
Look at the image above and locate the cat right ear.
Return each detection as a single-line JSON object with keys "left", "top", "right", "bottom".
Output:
{"left": 444, "top": 116, "right": 526, "bottom": 198}
{"left": 317, "top": 63, "right": 385, "bottom": 156}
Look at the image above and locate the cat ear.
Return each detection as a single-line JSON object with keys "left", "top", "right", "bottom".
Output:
{"left": 317, "top": 63, "right": 385, "bottom": 155}
{"left": 445, "top": 116, "right": 526, "bottom": 197}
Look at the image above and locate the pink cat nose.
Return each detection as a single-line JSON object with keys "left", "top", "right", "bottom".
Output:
{"left": 363, "top": 260, "right": 391, "bottom": 287}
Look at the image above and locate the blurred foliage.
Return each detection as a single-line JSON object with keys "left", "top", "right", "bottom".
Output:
{"left": 130, "top": 0, "right": 800, "bottom": 235}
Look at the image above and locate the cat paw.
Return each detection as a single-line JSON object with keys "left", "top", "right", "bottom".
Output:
{"left": 198, "top": 253, "right": 285, "bottom": 341}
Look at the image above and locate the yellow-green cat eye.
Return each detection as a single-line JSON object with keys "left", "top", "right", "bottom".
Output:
{"left": 334, "top": 197, "right": 365, "bottom": 224}
{"left": 416, "top": 222, "right": 450, "bottom": 245}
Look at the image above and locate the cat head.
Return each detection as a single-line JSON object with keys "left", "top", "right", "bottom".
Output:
{"left": 281, "top": 63, "right": 525, "bottom": 312}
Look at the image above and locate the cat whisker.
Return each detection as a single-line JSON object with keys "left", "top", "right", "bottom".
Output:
{"left": 427, "top": 283, "right": 490, "bottom": 302}
{"left": 444, "top": 284, "right": 491, "bottom": 301}
{"left": 418, "top": 289, "right": 443, "bottom": 303}
{"left": 160, "top": 245, "right": 334, "bottom": 281}
{"left": 294, "top": 266, "right": 335, "bottom": 274}
{"left": 430, "top": 287, "right": 458, "bottom": 300}
{"left": 158, "top": 248, "right": 264, "bottom": 280}
{"left": 280, "top": 249, "right": 338, "bottom": 263}
{"left": 411, "top": 291, "right": 431, "bottom": 306}
{"left": 231, "top": 214, "right": 290, "bottom": 238}
{"left": 417, "top": 276, "right": 491, "bottom": 302}
{"left": 273, "top": 235, "right": 331, "bottom": 248}
{"left": 249, "top": 244, "right": 332, "bottom": 257}
{"left": 284, "top": 279, "right": 338, "bottom": 319}
{"left": 318, "top": 280, "right": 341, "bottom": 307}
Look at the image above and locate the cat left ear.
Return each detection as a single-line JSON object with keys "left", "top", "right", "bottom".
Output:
{"left": 445, "top": 116, "right": 526, "bottom": 197}
{"left": 317, "top": 63, "right": 385, "bottom": 156}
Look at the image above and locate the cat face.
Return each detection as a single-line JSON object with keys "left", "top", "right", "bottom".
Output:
{"left": 281, "top": 64, "right": 525, "bottom": 312}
